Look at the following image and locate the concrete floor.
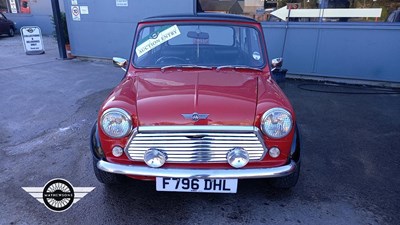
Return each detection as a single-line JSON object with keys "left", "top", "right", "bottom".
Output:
{"left": 1, "top": 35, "right": 399, "bottom": 225}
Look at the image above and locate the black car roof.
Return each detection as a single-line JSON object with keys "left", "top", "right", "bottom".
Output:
{"left": 141, "top": 13, "right": 257, "bottom": 23}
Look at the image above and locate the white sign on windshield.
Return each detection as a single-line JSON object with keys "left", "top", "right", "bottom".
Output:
{"left": 20, "top": 26, "right": 45, "bottom": 55}
{"left": 135, "top": 25, "right": 181, "bottom": 58}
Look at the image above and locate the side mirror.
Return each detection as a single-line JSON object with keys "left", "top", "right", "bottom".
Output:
{"left": 271, "top": 57, "right": 283, "bottom": 71}
{"left": 112, "top": 57, "right": 127, "bottom": 71}
{"left": 270, "top": 57, "right": 287, "bottom": 86}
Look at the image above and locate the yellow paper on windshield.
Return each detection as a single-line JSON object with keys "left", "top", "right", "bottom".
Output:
{"left": 136, "top": 25, "right": 181, "bottom": 58}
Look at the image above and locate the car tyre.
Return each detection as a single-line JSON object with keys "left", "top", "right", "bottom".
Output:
{"left": 8, "top": 27, "right": 15, "bottom": 37}
{"left": 93, "top": 156, "right": 127, "bottom": 185}
{"left": 270, "top": 161, "right": 300, "bottom": 189}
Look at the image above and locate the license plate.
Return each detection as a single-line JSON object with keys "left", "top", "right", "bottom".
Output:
{"left": 156, "top": 177, "right": 238, "bottom": 193}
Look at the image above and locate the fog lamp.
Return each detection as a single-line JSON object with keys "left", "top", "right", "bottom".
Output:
{"left": 227, "top": 148, "right": 249, "bottom": 168}
{"left": 112, "top": 146, "right": 124, "bottom": 157}
{"left": 144, "top": 149, "right": 167, "bottom": 168}
{"left": 269, "top": 147, "right": 280, "bottom": 158}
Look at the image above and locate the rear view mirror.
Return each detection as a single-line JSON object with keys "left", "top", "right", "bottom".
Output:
{"left": 187, "top": 31, "right": 209, "bottom": 40}
{"left": 112, "top": 57, "right": 127, "bottom": 72}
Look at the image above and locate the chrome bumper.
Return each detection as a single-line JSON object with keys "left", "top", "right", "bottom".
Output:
{"left": 97, "top": 160, "right": 297, "bottom": 179}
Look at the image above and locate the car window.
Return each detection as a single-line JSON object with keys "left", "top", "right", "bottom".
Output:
{"left": 133, "top": 23, "right": 265, "bottom": 68}
{"left": 0, "top": 13, "right": 4, "bottom": 20}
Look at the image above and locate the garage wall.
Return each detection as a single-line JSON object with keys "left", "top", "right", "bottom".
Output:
{"left": 63, "top": 0, "right": 194, "bottom": 59}
{"left": 263, "top": 22, "right": 400, "bottom": 83}
{"left": 61, "top": 0, "right": 400, "bottom": 83}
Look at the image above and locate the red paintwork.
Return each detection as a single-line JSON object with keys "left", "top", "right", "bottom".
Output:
{"left": 135, "top": 70, "right": 258, "bottom": 126}
{"left": 97, "top": 18, "right": 296, "bottom": 180}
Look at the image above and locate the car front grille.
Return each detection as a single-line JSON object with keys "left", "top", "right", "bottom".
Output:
{"left": 124, "top": 126, "right": 267, "bottom": 163}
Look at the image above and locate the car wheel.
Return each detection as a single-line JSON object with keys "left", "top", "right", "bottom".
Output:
{"left": 8, "top": 27, "right": 15, "bottom": 37}
{"left": 270, "top": 161, "right": 300, "bottom": 189}
{"left": 92, "top": 156, "right": 127, "bottom": 185}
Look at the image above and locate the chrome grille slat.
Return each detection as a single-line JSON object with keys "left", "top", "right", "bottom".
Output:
{"left": 125, "top": 126, "right": 267, "bottom": 163}
{"left": 135, "top": 133, "right": 256, "bottom": 137}
{"left": 128, "top": 148, "right": 264, "bottom": 154}
{"left": 170, "top": 158, "right": 233, "bottom": 162}
{"left": 127, "top": 155, "right": 261, "bottom": 160}
{"left": 128, "top": 147, "right": 263, "bottom": 151}
{"left": 131, "top": 140, "right": 259, "bottom": 144}
{"left": 129, "top": 144, "right": 262, "bottom": 148}
{"left": 128, "top": 152, "right": 264, "bottom": 156}
{"left": 135, "top": 135, "right": 257, "bottom": 141}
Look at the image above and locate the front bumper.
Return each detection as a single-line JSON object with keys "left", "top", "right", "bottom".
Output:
{"left": 97, "top": 160, "right": 297, "bottom": 179}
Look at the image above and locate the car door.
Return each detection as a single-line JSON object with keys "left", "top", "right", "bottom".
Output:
{"left": 0, "top": 13, "right": 7, "bottom": 34}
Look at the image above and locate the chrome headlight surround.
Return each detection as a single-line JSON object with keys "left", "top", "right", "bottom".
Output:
{"left": 261, "top": 108, "right": 293, "bottom": 139}
{"left": 100, "top": 108, "right": 132, "bottom": 138}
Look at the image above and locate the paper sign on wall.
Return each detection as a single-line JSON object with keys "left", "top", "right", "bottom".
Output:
{"left": 71, "top": 6, "right": 81, "bottom": 21}
{"left": 80, "top": 6, "right": 89, "bottom": 14}
{"left": 71, "top": 0, "right": 78, "bottom": 5}
{"left": 9, "top": 0, "right": 18, "bottom": 13}
{"left": 20, "top": 26, "right": 45, "bottom": 55}
{"left": 116, "top": 0, "right": 128, "bottom": 7}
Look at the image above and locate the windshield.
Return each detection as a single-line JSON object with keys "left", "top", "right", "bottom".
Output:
{"left": 133, "top": 23, "right": 265, "bottom": 69}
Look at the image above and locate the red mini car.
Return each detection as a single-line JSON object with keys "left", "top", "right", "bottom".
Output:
{"left": 91, "top": 13, "right": 301, "bottom": 193}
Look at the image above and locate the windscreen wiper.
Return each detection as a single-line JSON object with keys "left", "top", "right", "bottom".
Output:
{"left": 161, "top": 64, "right": 213, "bottom": 71}
{"left": 216, "top": 65, "right": 263, "bottom": 72}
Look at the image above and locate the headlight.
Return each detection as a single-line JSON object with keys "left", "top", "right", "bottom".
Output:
{"left": 100, "top": 108, "right": 132, "bottom": 138}
{"left": 261, "top": 108, "right": 292, "bottom": 138}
